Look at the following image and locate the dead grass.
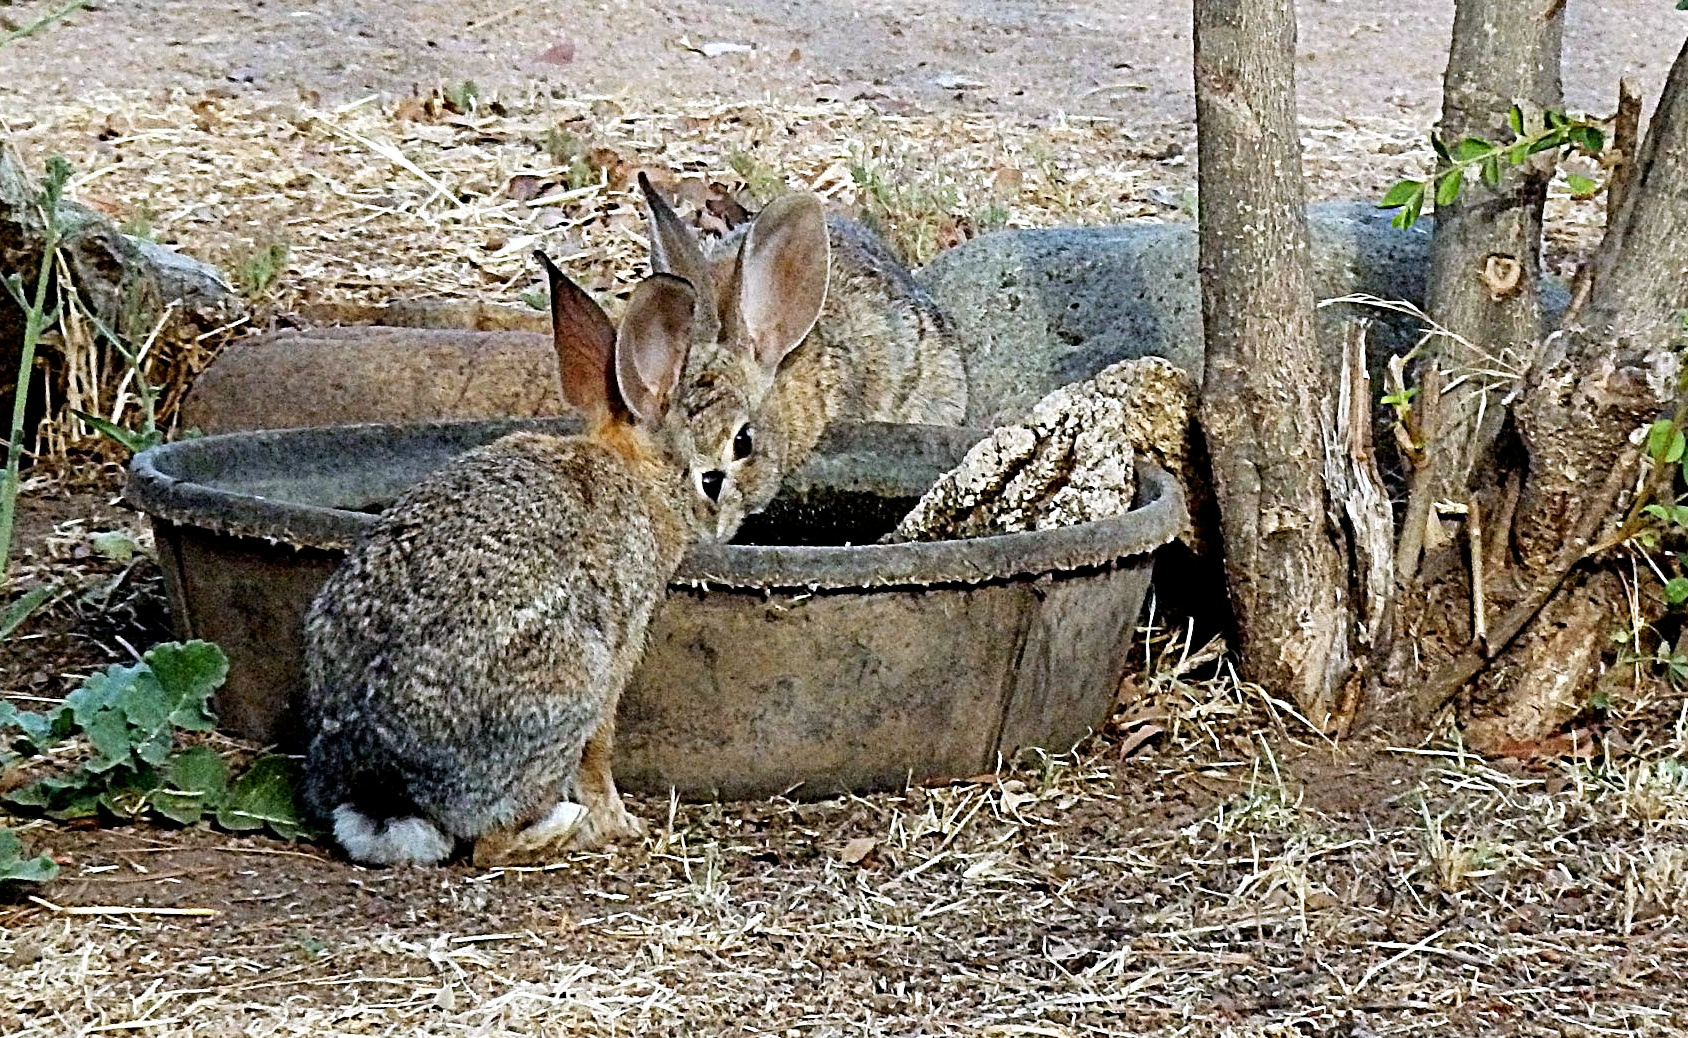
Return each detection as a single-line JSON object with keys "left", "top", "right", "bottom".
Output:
{"left": 2, "top": 592, "right": 1686, "bottom": 1036}
{"left": 3, "top": 83, "right": 1615, "bottom": 463}
{"left": 0, "top": 86, "right": 1653, "bottom": 1037}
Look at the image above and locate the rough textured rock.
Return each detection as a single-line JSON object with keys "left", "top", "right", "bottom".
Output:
{"left": 892, "top": 358, "right": 1194, "bottom": 542}
{"left": 917, "top": 201, "right": 1570, "bottom": 427}
{"left": 296, "top": 298, "right": 551, "bottom": 334}
{"left": 1, "top": 150, "right": 239, "bottom": 432}
{"left": 180, "top": 326, "right": 566, "bottom": 435}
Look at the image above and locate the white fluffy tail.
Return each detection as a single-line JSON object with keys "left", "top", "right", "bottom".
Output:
{"left": 332, "top": 804, "right": 454, "bottom": 866}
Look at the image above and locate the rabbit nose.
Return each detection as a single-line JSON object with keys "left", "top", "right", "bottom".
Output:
{"left": 701, "top": 469, "right": 725, "bottom": 503}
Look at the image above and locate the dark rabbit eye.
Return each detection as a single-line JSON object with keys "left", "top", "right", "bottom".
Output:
{"left": 733, "top": 424, "right": 754, "bottom": 460}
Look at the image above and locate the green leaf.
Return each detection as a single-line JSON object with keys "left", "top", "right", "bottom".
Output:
{"left": 0, "top": 701, "right": 60, "bottom": 754}
{"left": 1666, "top": 578, "right": 1688, "bottom": 607}
{"left": 80, "top": 707, "right": 133, "bottom": 773}
{"left": 0, "top": 585, "right": 57, "bottom": 640}
{"left": 1431, "top": 135, "right": 1451, "bottom": 162}
{"left": 1508, "top": 105, "right": 1525, "bottom": 136}
{"left": 0, "top": 828, "right": 58, "bottom": 886}
{"left": 144, "top": 641, "right": 226, "bottom": 732}
{"left": 151, "top": 746, "right": 229, "bottom": 825}
{"left": 1528, "top": 133, "right": 1566, "bottom": 155}
{"left": 1647, "top": 419, "right": 1678, "bottom": 460}
{"left": 1436, "top": 168, "right": 1465, "bottom": 207}
{"left": 1481, "top": 154, "right": 1504, "bottom": 187}
{"left": 88, "top": 531, "right": 138, "bottom": 564}
{"left": 1379, "top": 179, "right": 1423, "bottom": 209}
{"left": 1575, "top": 126, "right": 1605, "bottom": 154}
{"left": 8, "top": 772, "right": 102, "bottom": 820}
{"left": 94, "top": 764, "right": 162, "bottom": 821}
{"left": 1453, "top": 137, "right": 1493, "bottom": 162}
{"left": 1670, "top": 431, "right": 1686, "bottom": 465}
{"left": 218, "top": 755, "right": 309, "bottom": 840}
{"left": 69, "top": 409, "right": 156, "bottom": 456}
{"left": 1566, "top": 173, "right": 1599, "bottom": 198}
{"left": 1507, "top": 141, "right": 1532, "bottom": 165}
{"left": 1546, "top": 109, "right": 1568, "bottom": 129}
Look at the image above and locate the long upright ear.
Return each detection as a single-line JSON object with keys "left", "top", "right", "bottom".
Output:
{"left": 736, "top": 192, "right": 829, "bottom": 374}
{"left": 639, "top": 172, "right": 716, "bottom": 312}
{"left": 614, "top": 273, "right": 698, "bottom": 427}
{"left": 536, "top": 250, "right": 620, "bottom": 420}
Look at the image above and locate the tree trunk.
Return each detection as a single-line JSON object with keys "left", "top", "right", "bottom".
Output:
{"left": 1194, "top": 0, "right": 1352, "bottom": 726}
{"left": 1424, "top": 35, "right": 1688, "bottom": 744}
{"left": 1420, "top": 0, "right": 1563, "bottom": 521}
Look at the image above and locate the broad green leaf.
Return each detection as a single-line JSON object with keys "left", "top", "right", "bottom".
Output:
{"left": 0, "top": 585, "right": 57, "bottom": 640}
{"left": 1575, "top": 126, "right": 1605, "bottom": 154}
{"left": 1453, "top": 137, "right": 1492, "bottom": 162}
{"left": 6, "top": 705, "right": 74, "bottom": 753}
{"left": 0, "top": 701, "right": 59, "bottom": 756}
{"left": 1436, "top": 168, "right": 1465, "bottom": 207}
{"left": 81, "top": 707, "right": 133, "bottom": 773}
{"left": 1667, "top": 578, "right": 1688, "bottom": 607}
{"left": 1379, "top": 179, "right": 1423, "bottom": 209}
{"left": 1507, "top": 105, "right": 1525, "bottom": 136}
{"left": 8, "top": 772, "right": 102, "bottom": 821}
{"left": 152, "top": 746, "right": 229, "bottom": 825}
{"left": 218, "top": 755, "right": 309, "bottom": 840}
{"left": 1546, "top": 109, "right": 1568, "bottom": 129}
{"left": 1528, "top": 133, "right": 1565, "bottom": 155}
{"left": 94, "top": 764, "right": 163, "bottom": 821}
{"left": 1670, "top": 431, "right": 1686, "bottom": 465}
{"left": 1507, "top": 141, "right": 1532, "bottom": 165}
{"left": 0, "top": 829, "right": 57, "bottom": 885}
{"left": 1566, "top": 173, "right": 1599, "bottom": 198}
{"left": 144, "top": 641, "right": 226, "bottom": 732}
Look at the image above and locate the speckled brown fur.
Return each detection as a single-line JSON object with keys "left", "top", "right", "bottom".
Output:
{"left": 642, "top": 176, "right": 968, "bottom": 520}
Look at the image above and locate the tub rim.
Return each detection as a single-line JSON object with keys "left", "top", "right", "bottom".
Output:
{"left": 126, "top": 417, "right": 1187, "bottom": 591}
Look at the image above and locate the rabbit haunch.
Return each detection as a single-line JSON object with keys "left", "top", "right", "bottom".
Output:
{"left": 639, "top": 173, "right": 967, "bottom": 523}
{"left": 299, "top": 245, "right": 827, "bottom": 867}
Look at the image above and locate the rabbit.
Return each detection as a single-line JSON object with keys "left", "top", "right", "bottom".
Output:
{"left": 638, "top": 173, "right": 967, "bottom": 523}
{"left": 298, "top": 231, "right": 829, "bottom": 867}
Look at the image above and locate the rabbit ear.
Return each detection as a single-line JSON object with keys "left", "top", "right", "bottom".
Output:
{"left": 639, "top": 173, "right": 717, "bottom": 315}
{"left": 536, "top": 250, "right": 621, "bottom": 420}
{"left": 736, "top": 192, "right": 829, "bottom": 374}
{"left": 614, "top": 273, "right": 698, "bottom": 427}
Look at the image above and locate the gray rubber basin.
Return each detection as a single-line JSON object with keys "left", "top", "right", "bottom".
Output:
{"left": 125, "top": 418, "right": 1187, "bottom": 800}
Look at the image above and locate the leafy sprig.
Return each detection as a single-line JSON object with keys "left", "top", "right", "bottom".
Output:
{"left": 1379, "top": 106, "right": 1606, "bottom": 229}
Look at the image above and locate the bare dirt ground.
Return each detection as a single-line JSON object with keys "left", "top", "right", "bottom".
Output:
{"left": 4, "top": 1, "right": 1688, "bottom": 1035}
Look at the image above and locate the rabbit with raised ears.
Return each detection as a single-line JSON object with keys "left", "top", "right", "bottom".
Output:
{"left": 639, "top": 172, "right": 967, "bottom": 522}
{"left": 299, "top": 248, "right": 827, "bottom": 867}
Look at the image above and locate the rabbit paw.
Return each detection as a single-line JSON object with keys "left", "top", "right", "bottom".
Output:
{"left": 565, "top": 801, "right": 646, "bottom": 850}
{"left": 471, "top": 801, "right": 589, "bottom": 867}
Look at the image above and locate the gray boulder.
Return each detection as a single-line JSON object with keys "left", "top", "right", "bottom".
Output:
{"left": 919, "top": 202, "right": 1566, "bottom": 427}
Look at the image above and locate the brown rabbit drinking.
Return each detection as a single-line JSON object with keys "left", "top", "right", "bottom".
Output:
{"left": 299, "top": 234, "right": 828, "bottom": 866}
{"left": 639, "top": 173, "right": 967, "bottom": 522}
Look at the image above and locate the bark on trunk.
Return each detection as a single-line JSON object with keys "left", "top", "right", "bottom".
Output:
{"left": 1456, "top": 36, "right": 1688, "bottom": 746}
{"left": 1420, "top": 0, "right": 1563, "bottom": 512}
{"left": 1194, "top": 0, "right": 1351, "bottom": 726}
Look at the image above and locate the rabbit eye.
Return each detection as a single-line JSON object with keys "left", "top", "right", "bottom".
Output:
{"left": 733, "top": 424, "right": 754, "bottom": 460}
